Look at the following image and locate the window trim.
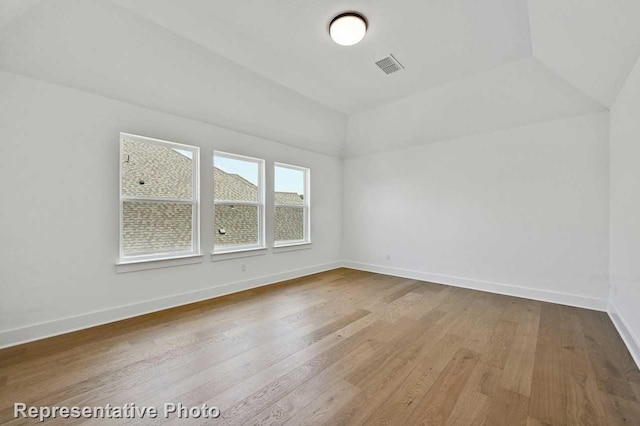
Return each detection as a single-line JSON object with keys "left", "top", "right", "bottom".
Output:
{"left": 274, "top": 162, "right": 311, "bottom": 247}
{"left": 213, "top": 151, "right": 266, "bottom": 255}
{"left": 118, "top": 133, "right": 201, "bottom": 264}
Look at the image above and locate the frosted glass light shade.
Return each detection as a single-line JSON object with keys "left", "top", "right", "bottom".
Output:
{"left": 330, "top": 13, "right": 367, "bottom": 46}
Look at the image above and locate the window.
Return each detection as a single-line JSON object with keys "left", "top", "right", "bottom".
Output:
{"left": 119, "top": 133, "right": 200, "bottom": 263}
{"left": 274, "top": 163, "right": 310, "bottom": 246}
{"left": 213, "top": 152, "right": 265, "bottom": 253}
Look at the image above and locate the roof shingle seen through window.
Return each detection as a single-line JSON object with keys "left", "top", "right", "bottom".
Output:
{"left": 122, "top": 140, "right": 306, "bottom": 250}
{"left": 122, "top": 139, "right": 192, "bottom": 200}
{"left": 214, "top": 166, "right": 304, "bottom": 245}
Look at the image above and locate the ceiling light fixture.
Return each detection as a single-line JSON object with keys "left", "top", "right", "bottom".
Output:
{"left": 329, "top": 12, "right": 367, "bottom": 46}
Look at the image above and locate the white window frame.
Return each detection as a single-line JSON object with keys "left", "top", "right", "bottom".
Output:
{"left": 213, "top": 151, "right": 266, "bottom": 254}
{"left": 118, "top": 133, "right": 200, "bottom": 264}
{"left": 274, "top": 162, "right": 311, "bottom": 247}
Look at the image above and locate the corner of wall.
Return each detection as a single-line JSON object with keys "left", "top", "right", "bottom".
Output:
{"left": 608, "top": 300, "right": 640, "bottom": 369}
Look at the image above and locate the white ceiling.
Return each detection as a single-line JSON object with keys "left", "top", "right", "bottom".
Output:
{"left": 528, "top": 0, "right": 640, "bottom": 107}
{"left": 1, "top": 0, "right": 640, "bottom": 157}
{"left": 345, "top": 58, "right": 606, "bottom": 156}
{"left": 109, "top": 0, "right": 533, "bottom": 114}
{"left": 0, "top": 0, "right": 347, "bottom": 157}
{"left": 0, "top": 0, "right": 39, "bottom": 28}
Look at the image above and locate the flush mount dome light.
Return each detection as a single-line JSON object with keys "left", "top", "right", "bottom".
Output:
{"left": 329, "top": 12, "right": 367, "bottom": 46}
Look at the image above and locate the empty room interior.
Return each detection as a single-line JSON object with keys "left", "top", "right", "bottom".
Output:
{"left": 2, "top": 0, "right": 640, "bottom": 424}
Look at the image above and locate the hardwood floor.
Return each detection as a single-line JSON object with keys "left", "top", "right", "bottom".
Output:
{"left": 1, "top": 268, "right": 639, "bottom": 425}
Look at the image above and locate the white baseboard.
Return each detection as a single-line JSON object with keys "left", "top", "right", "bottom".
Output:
{"left": 608, "top": 301, "right": 640, "bottom": 370}
{"left": 0, "top": 260, "right": 618, "bottom": 351}
{"left": 342, "top": 261, "right": 608, "bottom": 312}
{"left": 345, "top": 262, "right": 639, "bottom": 370}
{"left": 0, "top": 261, "right": 342, "bottom": 349}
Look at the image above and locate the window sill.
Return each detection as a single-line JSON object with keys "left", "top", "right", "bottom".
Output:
{"left": 116, "top": 254, "right": 204, "bottom": 273}
{"left": 273, "top": 242, "right": 312, "bottom": 254}
{"left": 211, "top": 247, "right": 267, "bottom": 262}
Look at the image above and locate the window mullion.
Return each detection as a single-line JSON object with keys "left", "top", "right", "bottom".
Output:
{"left": 274, "top": 163, "right": 310, "bottom": 245}
{"left": 213, "top": 151, "right": 265, "bottom": 252}
{"left": 214, "top": 200, "right": 261, "bottom": 205}
{"left": 120, "top": 195, "right": 196, "bottom": 204}
{"left": 119, "top": 133, "right": 200, "bottom": 263}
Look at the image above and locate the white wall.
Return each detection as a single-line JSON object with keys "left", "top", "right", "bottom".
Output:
{"left": 609, "top": 56, "right": 640, "bottom": 364}
{"left": 343, "top": 113, "right": 610, "bottom": 309}
{"left": 0, "top": 70, "right": 343, "bottom": 347}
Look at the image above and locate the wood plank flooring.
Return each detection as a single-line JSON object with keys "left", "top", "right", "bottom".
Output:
{"left": 1, "top": 268, "right": 639, "bottom": 425}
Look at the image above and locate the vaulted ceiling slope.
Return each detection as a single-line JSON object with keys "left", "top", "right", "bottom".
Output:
{"left": 0, "top": 0, "right": 39, "bottom": 28}
{"left": 529, "top": 0, "right": 640, "bottom": 108}
{"left": 345, "top": 58, "right": 606, "bottom": 156}
{"left": 1, "top": 0, "right": 639, "bottom": 157}
{"left": 109, "top": 0, "right": 533, "bottom": 115}
{"left": 0, "top": 0, "right": 347, "bottom": 157}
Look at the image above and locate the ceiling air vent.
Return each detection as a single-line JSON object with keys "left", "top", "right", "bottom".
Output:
{"left": 375, "top": 54, "right": 404, "bottom": 75}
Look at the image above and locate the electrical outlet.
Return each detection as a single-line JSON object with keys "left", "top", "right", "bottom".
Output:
{"left": 386, "top": 254, "right": 391, "bottom": 260}
{"left": 241, "top": 264, "right": 246, "bottom": 272}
